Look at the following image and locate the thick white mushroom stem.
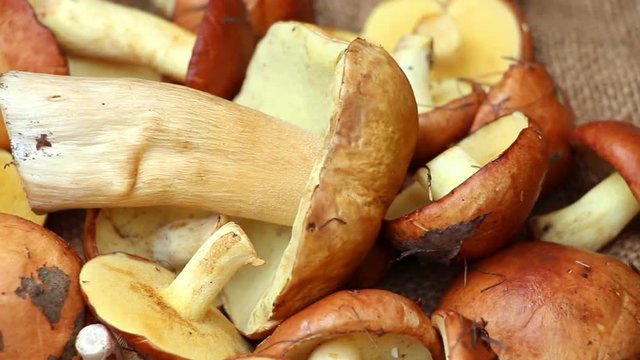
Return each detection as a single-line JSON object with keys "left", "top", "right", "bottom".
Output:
{"left": 0, "top": 72, "right": 322, "bottom": 226}
{"left": 393, "top": 34, "right": 433, "bottom": 113}
{"left": 530, "top": 172, "right": 640, "bottom": 251}
{"left": 28, "top": 0, "right": 195, "bottom": 82}
{"left": 75, "top": 323, "right": 122, "bottom": 360}
{"left": 162, "top": 222, "right": 264, "bottom": 320}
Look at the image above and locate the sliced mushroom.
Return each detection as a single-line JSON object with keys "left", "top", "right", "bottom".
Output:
{"left": 530, "top": 120, "right": 640, "bottom": 250}
{"left": 80, "top": 222, "right": 262, "bottom": 359}
{"left": 253, "top": 289, "right": 444, "bottom": 360}
{"left": 0, "top": 213, "right": 84, "bottom": 359}
{"left": 472, "top": 62, "right": 575, "bottom": 190}
{"left": 439, "top": 241, "right": 640, "bottom": 359}
{"left": 431, "top": 310, "right": 498, "bottom": 360}
{"left": 29, "top": 0, "right": 255, "bottom": 98}
{"left": 0, "top": 149, "right": 47, "bottom": 225}
{"left": 75, "top": 323, "right": 122, "bottom": 360}
{"left": 385, "top": 112, "right": 548, "bottom": 261}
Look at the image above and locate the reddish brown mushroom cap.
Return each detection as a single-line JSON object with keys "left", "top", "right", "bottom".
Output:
{"left": 431, "top": 309, "right": 498, "bottom": 360}
{"left": 0, "top": 213, "right": 84, "bottom": 359}
{"left": 243, "top": 0, "right": 315, "bottom": 38}
{"left": 439, "top": 241, "right": 640, "bottom": 359}
{"left": 571, "top": 120, "right": 640, "bottom": 202}
{"left": 173, "top": 0, "right": 209, "bottom": 33}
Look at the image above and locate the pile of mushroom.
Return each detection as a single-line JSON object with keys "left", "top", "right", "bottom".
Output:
{"left": 0, "top": 0, "right": 639, "bottom": 358}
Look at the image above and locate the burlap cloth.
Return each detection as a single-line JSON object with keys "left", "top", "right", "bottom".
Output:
{"left": 47, "top": 0, "right": 640, "bottom": 312}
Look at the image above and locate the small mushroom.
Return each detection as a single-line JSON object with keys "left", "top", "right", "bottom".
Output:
{"left": 530, "top": 120, "right": 640, "bottom": 250}
{"left": 384, "top": 112, "right": 548, "bottom": 261}
{"left": 29, "top": 0, "right": 255, "bottom": 98}
{"left": 0, "top": 213, "right": 84, "bottom": 359}
{"left": 471, "top": 62, "right": 576, "bottom": 191}
{"left": 80, "top": 222, "right": 263, "bottom": 359}
{"left": 0, "top": 149, "right": 47, "bottom": 225}
{"left": 75, "top": 323, "right": 122, "bottom": 360}
{"left": 253, "top": 289, "right": 444, "bottom": 360}
{"left": 431, "top": 310, "right": 498, "bottom": 360}
{"left": 438, "top": 241, "right": 640, "bottom": 359}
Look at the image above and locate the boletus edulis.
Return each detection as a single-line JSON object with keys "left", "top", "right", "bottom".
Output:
{"left": 384, "top": 112, "right": 547, "bottom": 261}
{"left": 0, "top": 213, "right": 84, "bottom": 359}
{"left": 530, "top": 120, "right": 640, "bottom": 250}
{"left": 253, "top": 289, "right": 444, "bottom": 360}
{"left": 439, "top": 241, "right": 640, "bottom": 359}
{"left": 80, "top": 222, "right": 262, "bottom": 359}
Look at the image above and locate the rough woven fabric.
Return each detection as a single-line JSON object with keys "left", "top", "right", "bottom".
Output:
{"left": 50, "top": 0, "right": 640, "bottom": 312}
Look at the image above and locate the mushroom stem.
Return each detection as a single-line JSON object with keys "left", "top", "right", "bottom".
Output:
{"left": 162, "top": 222, "right": 263, "bottom": 320}
{"left": 0, "top": 72, "right": 322, "bottom": 226}
{"left": 414, "top": 13, "right": 461, "bottom": 62}
{"left": 393, "top": 34, "right": 433, "bottom": 113}
{"left": 530, "top": 172, "right": 640, "bottom": 251}
{"left": 75, "top": 323, "right": 122, "bottom": 360}
{"left": 28, "top": 0, "right": 195, "bottom": 81}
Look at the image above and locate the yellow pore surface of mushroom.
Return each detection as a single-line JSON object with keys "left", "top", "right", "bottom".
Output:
{"left": 67, "top": 56, "right": 162, "bottom": 81}
{"left": 305, "top": 334, "right": 434, "bottom": 360}
{"left": 0, "top": 149, "right": 47, "bottom": 225}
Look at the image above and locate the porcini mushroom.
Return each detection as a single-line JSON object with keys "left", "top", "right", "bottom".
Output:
{"left": 253, "top": 289, "right": 444, "bottom": 360}
{"left": 431, "top": 310, "right": 498, "bottom": 360}
{"left": 361, "top": 0, "right": 533, "bottom": 83}
{"left": 0, "top": 149, "right": 47, "bottom": 225}
{"left": 0, "top": 0, "right": 68, "bottom": 149}
{"left": 29, "top": 0, "right": 255, "bottom": 98}
{"left": 530, "top": 120, "right": 640, "bottom": 250}
{"left": 0, "top": 213, "right": 84, "bottom": 359}
{"left": 439, "top": 241, "right": 640, "bottom": 359}
{"left": 1, "top": 29, "right": 417, "bottom": 337}
{"left": 384, "top": 112, "right": 547, "bottom": 260}
{"left": 80, "top": 222, "right": 263, "bottom": 359}
{"left": 472, "top": 62, "right": 576, "bottom": 190}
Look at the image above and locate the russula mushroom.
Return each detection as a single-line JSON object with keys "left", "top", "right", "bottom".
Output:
{"left": 472, "top": 62, "right": 575, "bottom": 190}
{"left": 530, "top": 120, "right": 640, "bottom": 250}
{"left": 361, "top": 0, "right": 533, "bottom": 83}
{"left": 75, "top": 323, "right": 122, "bottom": 360}
{"left": 253, "top": 289, "right": 444, "bottom": 360}
{"left": 2, "top": 28, "right": 417, "bottom": 337}
{"left": 84, "top": 207, "right": 225, "bottom": 271}
{"left": 0, "top": 0, "right": 68, "bottom": 150}
{"left": 431, "top": 310, "right": 498, "bottom": 360}
{"left": 29, "top": 0, "right": 255, "bottom": 98}
{"left": 0, "top": 149, "right": 47, "bottom": 225}
{"left": 0, "top": 213, "right": 84, "bottom": 359}
{"left": 439, "top": 241, "right": 640, "bottom": 359}
{"left": 80, "top": 222, "right": 262, "bottom": 359}
{"left": 384, "top": 112, "right": 547, "bottom": 261}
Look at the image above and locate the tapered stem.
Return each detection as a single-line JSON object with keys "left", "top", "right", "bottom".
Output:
{"left": 0, "top": 72, "right": 322, "bottom": 225}
{"left": 394, "top": 34, "right": 433, "bottom": 113}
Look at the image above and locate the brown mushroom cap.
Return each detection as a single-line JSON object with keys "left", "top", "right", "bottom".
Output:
{"left": 431, "top": 309, "right": 498, "bottom": 360}
{"left": 471, "top": 62, "right": 575, "bottom": 191}
{"left": 571, "top": 120, "right": 640, "bottom": 201}
{"left": 0, "top": 213, "right": 84, "bottom": 359}
{"left": 439, "top": 241, "right": 640, "bottom": 359}
{"left": 243, "top": 0, "right": 315, "bottom": 38}
{"left": 254, "top": 289, "right": 444, "bottom": 359}
{"left": 173, "top": 0, "right": 208, "bottom": 33}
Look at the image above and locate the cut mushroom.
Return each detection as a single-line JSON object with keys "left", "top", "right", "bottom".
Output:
{"left": 2, "top": 27, "right": 417, "bottom": 337}
{"left": 80, "top": 222, "right": 262, "bottom": 359}
{"left": 84, "top": 207, "right": 225, "bottom": 271}
{"left": 29, "top": 0, "right": 255, "bottom": 98}
{"left": 0, "top": 149, "right": 47, "bottom": 225}
{"left": 0, "top": 0, "right": 68, "bottom": 149}
{"left": 385, "top": 112, "right": 548, "bottom": 261}
{"left": 431, "top": 310, "right": 498, "bottom": 360}
{"left": 530, "top": 120, "right": 640, "bottom": 250}
{"left": 361, "top": 0, "right": 533, "bottom": 83}
{"left": 0, "top": 213, "right": 84, "bottom": 359}
{"left": 253, "top": 289, "right": 444, "bottom": 360}
{"left": 75, "top": 323, "right": 122, "bottom": 360}
{"left": 439, "top": 241, "right": 640, "bottom": 359}
{"left": 472, "top": 62, "right": 575, "bottom": 190}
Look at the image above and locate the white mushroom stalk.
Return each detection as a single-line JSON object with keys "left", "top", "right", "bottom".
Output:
{"left": 28, "top": 0, "right": 195, "bottom": 81}
{"left": 393, "top": 33, "right": 433, "bottom": 113}
{"left": 530, "top": 172, "right": 640, "bottom": 251}
{"left": 75, "top": 323, "right": 122, "bottom": 360}
{"left": 414, "top": 13, "right": 461, "bottom": 62}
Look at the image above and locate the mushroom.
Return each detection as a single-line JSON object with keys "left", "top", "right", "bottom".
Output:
{"left": 29, "top": 0, "right": 255, "bottom": 98}
{"left": 80, "top": 222, "right": 263, "bottom": 359}
{"left": 0, "top": 213, "right": 84, "bottom": 359}
{"left": 431, "top": 310, "right": 498, "bottom": 360}
{"left": 384, "top": 111, "right": 548, "bottom": 261}
{"left": 0, "top": 149, "right": 47, "bottom": 225}
{"left": 75, "top": 323, "right": 122, "bottom": 360}
{"left": 253, "top": 289, "right": 444, "bottom": 360}
{"left": 0, "top": 0, "right": 68, "bottom": 150}
{"left": 438, "top": 241, "right": 640, "bottom": 359}
{"left": 84, "top": 207, "right": 226, "bottom": 271}
{"left": 471, "top": 62, "right": 576, "bottom": 191}
{"left": 361, "top": 0, "right": 533, "bottom": 84}
{"left": 2, "top": 27, "right": 417, "bottom": 337}
{"left": 66, "top": 56, "right": 162, "bottom": 81}
{"left": 530, "top": 120, "right": 640, "bottom": 250}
